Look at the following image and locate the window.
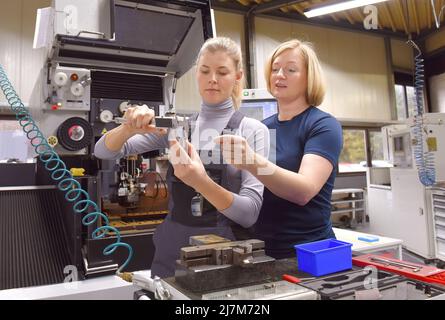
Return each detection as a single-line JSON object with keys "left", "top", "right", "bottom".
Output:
{"left": 370, "top": 130, "right": 391, "bottom": 168}
{"left": 395, "top": 84, "right": 416, "bottom": 120}
{"left": 406, "top": 86, "right": 416, "bottom": 118}
{"left": 395, "top": 84, "right": 407, "bottom": 120}
{"left": 394, "top": 72, "right": 415, "bottom": 120}
{"left": 339, "top": 129, "right": 366, "bottom": 173}
{"left": 338, "top": 128, "right": 391, "bottom": 174}
{"left": 0, "top": 120, "right": 31, "bottom": 163}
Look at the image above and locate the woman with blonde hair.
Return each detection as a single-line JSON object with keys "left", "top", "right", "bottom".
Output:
{"left": 94, "top": 37, "right": 269, "bottom": 277}
{"left": 216, "top": 39, "right": 342, "bottom": 259}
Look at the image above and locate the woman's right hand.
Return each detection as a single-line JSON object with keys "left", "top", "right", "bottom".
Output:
{"left": 122, "top": 104, "right": 166, "bottom": 136}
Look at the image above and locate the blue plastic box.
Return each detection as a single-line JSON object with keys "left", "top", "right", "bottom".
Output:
{"left": 294, "top": 239, "right": 352, "bottom": 277}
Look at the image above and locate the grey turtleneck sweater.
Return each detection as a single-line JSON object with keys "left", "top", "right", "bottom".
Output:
{"left": 94, "top": 98, "right": 270, "bottom": 227}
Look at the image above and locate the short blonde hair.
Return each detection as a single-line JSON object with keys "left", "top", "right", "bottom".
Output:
{"left": 196, "top": 37, "right": 244, "bottom": 109}
{"left": 264, "top": 39, "right": 325, "bottom": 107}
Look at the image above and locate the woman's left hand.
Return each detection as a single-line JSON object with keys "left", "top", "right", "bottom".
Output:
{"left": 214, "top": 135, "right": 256, "bottom": 171}
{"left": 168, "top": 139, "right": 209, "bottom": 190}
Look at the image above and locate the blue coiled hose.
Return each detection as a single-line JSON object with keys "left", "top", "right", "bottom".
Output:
{"left": 0, "top": 65, "right": 133, "bottom": 274}
{"left": 407, "top": 41, "right": 436, "bottom": 187}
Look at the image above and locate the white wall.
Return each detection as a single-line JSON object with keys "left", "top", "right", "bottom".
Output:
{"left": 255, "top": 17, "right": 392, "bottom": 121}
{"left": 173, "top": 66, "right": 199, "bottom": 113}
{"left": 390, "top": 39, "right": 413, "bottom": 71}
{"left": 0, "top": 0, "right": 50, "bottom": 104}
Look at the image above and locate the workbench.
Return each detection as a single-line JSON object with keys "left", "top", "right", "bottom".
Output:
{"left": 333, "top": 227, "right": 403, "bottom": 259}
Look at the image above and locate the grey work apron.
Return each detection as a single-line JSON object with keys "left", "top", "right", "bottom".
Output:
{"left": 151, "top": 111, "right": 249, "bottom": 278}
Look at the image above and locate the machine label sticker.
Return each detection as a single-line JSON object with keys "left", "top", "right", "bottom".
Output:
{"left": 427, "top": 137, "right": 437, "bottom": 152}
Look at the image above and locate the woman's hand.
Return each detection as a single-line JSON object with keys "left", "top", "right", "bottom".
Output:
{"left": 214, "top": 135, "right": 257, "bottom": 171}
{"left": 168, "top": 139, "right": 209, "bottom": 191}
{"left": 122, "top": 104, "right": 167, "bottom": 136}
{"left": 103, "top": 104, "right": 166, "bottom": 152}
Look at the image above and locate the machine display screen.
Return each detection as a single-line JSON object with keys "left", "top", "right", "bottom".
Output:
{"left": 239, "top": 99, "right": 278, "bottom": 121}
{"left": 114, "top": 5, "right": 194, "bottom": 55}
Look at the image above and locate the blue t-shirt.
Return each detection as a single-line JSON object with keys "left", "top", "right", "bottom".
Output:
{"left": 254, "top": 106, "right": 343, "bottom": 259}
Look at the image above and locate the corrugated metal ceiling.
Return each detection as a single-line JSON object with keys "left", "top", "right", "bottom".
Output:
{"left": 212, "top": 0, "right": 445, "bottom": 38}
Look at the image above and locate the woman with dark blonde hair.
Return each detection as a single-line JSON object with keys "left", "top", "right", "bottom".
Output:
{"left": 94, "top": 37, "right": 269, "bottom": 277}
{"left": 216, "top": 39, "right": 342, "bottom": 259}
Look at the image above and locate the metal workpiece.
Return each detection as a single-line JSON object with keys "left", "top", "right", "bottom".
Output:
{"left": 115, "top": 115, "right": 180, "bottom": 129}
{"left": 98, "top": 103, "right": 179, "bottom": 128}
{"left": 188, "top": 234, "right": 231, "bottom": 246}
{"left": 369, "top": 257, "right": 422, "bottom": 272}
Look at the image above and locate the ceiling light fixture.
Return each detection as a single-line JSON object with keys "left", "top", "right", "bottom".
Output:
{"left": 304, "top": 0, "right": 389, "bottom": 18}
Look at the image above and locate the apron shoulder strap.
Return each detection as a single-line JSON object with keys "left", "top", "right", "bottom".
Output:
{"left": 186, "top": 110, "right": 245, "bottom": 140}
{"left": 187, "top": 112, "right": 199, "bottom": 141}
{"left": 225, "top": 111, "right": 245, "bottom": 131}
{"left": 189, "top": 112, "right": 200, "bottom": 122}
